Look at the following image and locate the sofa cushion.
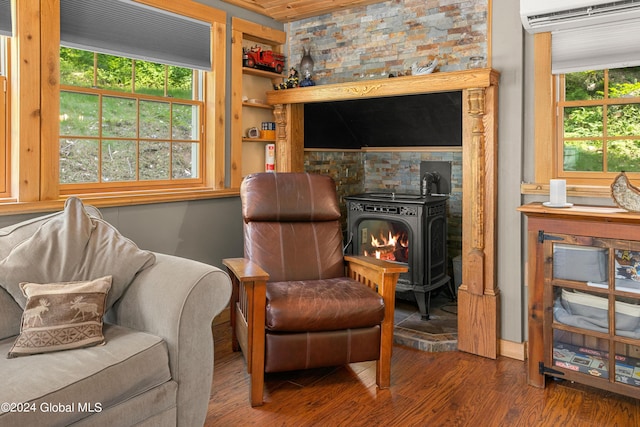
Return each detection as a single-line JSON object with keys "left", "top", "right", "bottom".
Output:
{"left": 266, "top": 277, "right": 385, "bottom": 332}
{"left": 8, "top": 276, "right": 112, "bottom": 358}
{"left": 0, "top": 203, "right": 102, "bottom": 260}
{"left": 0, "top": 324, "right": 172, "bottom": 426}
{"left": 0, "top": 203, "right": 103, "bottom": 341}
{"left": 0, "top": 197, "right": 155, "bottom": 311}
{"left": 0, "top": 288, "right": 22, "bottom": 341}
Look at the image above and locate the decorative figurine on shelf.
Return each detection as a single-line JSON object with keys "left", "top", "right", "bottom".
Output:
{"left": 611, "top": 171, "right": 640, "bottom": 212}
{"left": 299, "top": 71, "right": 315, "bottom": 87}
{"left": 411, "top": 58, "right": 438, "bottom": 75}
{"left": 299, "top": 47, "right": 314, "bottom": 76}
{"left": 274, "top": 67, "right": 299, "bottom": 90}
{"left": 298, "top": 46, "right": 316, "bottom": 87}
{"left": 243, "top": 46, "right": 285, "bottom": 74}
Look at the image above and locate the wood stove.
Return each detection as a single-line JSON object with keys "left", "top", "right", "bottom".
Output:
{"left": 344, "top": 192, "right": 452, "bottom": 319}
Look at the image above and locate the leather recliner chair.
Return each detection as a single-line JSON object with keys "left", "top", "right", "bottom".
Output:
{"left": 224, "top": 172, "right": 407, "bottom": 406}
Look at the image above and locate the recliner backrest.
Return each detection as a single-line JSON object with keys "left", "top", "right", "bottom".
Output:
{"left": 240, "top": 173, "right": 345, "bottom": 282}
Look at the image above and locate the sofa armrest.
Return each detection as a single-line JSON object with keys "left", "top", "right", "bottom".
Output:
{"left": 106, "top": 253, "right": 232, "bottom": 427}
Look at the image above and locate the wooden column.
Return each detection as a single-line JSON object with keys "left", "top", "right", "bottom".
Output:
{"left": 273, "top": 103, "right": 304, "bottom": 173}
{"left": 457, "top": 85, "right": 500, "bottom": 359}
{"left": 10, "top": 0, "right": 60, "bottom": 201}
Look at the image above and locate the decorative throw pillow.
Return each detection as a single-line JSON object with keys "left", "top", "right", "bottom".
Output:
{"left": 0, "top": 197, "right": 155, "bottom": 311}
{"left": 8, "top": 276, "right": 112, "bottom": 358}
{"left": 0, "top": 204, "right": 103, "bottom": 260}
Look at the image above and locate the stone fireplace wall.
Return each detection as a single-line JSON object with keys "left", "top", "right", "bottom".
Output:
{"left": 295, "top": 0, "right": 483, "bottom": 272}
{"left": 304, "top": 150, "right": 364, "bottom": 220}
{"left": 285, "top": 0, "right": 488, "bottom": 85}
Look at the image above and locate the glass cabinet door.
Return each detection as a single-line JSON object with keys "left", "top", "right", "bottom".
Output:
{"left": 613, "top": 245, "right": 640, "bottom": 387}
{"left": 545, "top": 236, "right": 640, "bottom": 391}
{"left": 549, "top": 241, "right": 611, "bottom": 384}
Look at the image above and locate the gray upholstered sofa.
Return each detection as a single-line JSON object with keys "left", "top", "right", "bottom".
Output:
{"left": 0, "top": 199, "right": 232, "bottom": 426}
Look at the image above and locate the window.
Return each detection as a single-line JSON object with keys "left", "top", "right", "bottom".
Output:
{"left": 529, "top": 33, "right": 640, "bottom": 195}
{"left": 59, "top": 48, "right": 204, "bottom": 193}
{"left": 559, "top": 67, "right": 640, "bottom": 178}
{"left": 2, "top": 0, "right": 227, "bottom": 210}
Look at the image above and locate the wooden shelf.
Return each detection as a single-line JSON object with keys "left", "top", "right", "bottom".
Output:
{"left": 242, "top": 137, "right": 275, "bottom": 143}
{"left": 243, "top": 67, "right": 284, "bottom": 80}
{"left": 242, "top": 101, "right": 274, "bottom": 110}
{"left": 231, "top": 17, "right": 285, "bottom": 186}
{"left": 266, "top": 68, "right": 500, "bottom": 105}
{"left": 518, "top": 202, "right": 637, "bottom": 224}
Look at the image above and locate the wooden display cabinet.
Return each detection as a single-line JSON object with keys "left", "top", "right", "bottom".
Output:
{"left": 520, "top": 203, "right": 640, "bottom": 398}
{"left": 230, "top": 18, "right": 286, "bottom": 188}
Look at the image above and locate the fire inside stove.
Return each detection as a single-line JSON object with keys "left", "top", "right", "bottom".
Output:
{"left": 359, "top": 219, "right": 409, "bottom": 263}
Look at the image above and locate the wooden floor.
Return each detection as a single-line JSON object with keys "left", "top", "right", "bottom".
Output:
{"left": 206, "top": 323, "right": 640, "bottom": 426}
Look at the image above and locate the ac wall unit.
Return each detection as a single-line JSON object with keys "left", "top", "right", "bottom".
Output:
{"left": 521, "top": 0, "right": 640, "bottom": 33}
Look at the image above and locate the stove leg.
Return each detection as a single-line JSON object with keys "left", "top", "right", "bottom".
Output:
{"left": 423, "top": 291, "right": 432, "bottom": 320}
{"left": 446, "top": 277, "right": 457, "bottom": 302}
{"left": 413, "top": 288, "right": 430, "bottom": 320}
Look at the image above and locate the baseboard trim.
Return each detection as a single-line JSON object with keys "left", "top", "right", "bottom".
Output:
{"left": 499, "top": 339, "right": 526, "bottom": 361}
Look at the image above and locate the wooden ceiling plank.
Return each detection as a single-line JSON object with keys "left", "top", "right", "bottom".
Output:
{"left": 221, "top": 0, "right": 388, "bottom": 22}
{"left": 222, "top": 0, "right": 269, "bottom": 17}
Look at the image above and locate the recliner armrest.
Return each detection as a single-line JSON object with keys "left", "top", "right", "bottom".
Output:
{"left": 222, "top": 257, "right": 269, "bottom": 406}
{"left": 344, "top": 255, "right": 408, "bottom": 299}
{"left": 344, "top": 255, "right": 408, "bottom": 273}
{"left": 223, "top": 257, "right": 270, "bottom": 283}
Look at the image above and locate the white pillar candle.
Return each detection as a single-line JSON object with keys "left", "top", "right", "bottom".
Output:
{"left": 549, "top": 179, "right": 566, "bottom": 205}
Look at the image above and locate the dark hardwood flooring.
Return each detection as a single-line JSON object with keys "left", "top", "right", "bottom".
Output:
{"left": 207, "top": 322, "right": 640, "bottom": 427}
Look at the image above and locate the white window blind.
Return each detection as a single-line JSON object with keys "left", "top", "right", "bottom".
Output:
{"left": 61, "top": 0, "right": 211, "bottom": 70}
{"left": 552, "top": 19, "right": 640, "bottom": 74}
{"left": 0, "top": 0, "right": 11, "bottom": 37}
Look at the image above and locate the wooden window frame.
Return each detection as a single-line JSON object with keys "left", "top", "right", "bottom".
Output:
{"left": 523, "top": 32, "right": 637, "bottom": 198}
{"left": 557, "top": 71, "right": 640, "bottom": 183}
{"left": 59, "top": 81, "right": 205, "bottom": 193}
{"left": 0, "top": 73, "right": 7, "bottom": 198}
{"left": 2, "top": 0, "right": 231, "bottom": 215}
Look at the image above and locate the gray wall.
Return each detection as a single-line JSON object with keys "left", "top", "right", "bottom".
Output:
{"left": 0, "top": 197, "right": 244, "bottom": 270}
{"left": 518, "top": 2, "right": 616, "bottom": 342}
{"left": 493, "top": 0, "right": 525, "bottom": 343}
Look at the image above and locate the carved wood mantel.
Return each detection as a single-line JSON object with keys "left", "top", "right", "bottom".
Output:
{"left": 267, "top": 69, "right": 501, "bottom": 359}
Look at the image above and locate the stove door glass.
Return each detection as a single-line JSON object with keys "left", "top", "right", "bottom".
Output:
{"left": 358, "top": 219, "right": 409, "bottom": 263}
